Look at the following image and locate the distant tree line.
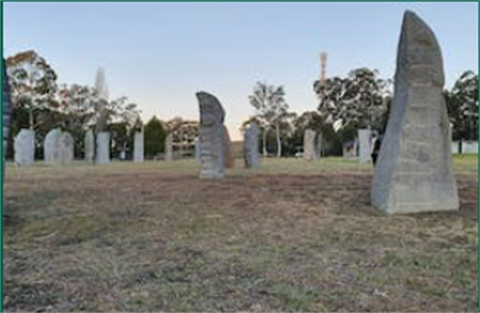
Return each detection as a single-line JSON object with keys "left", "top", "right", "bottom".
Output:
{"left": 245, "top": 68, "right": 478, "bottom": 157}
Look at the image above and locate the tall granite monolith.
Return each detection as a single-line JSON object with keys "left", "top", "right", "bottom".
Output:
{"left": 84, "top": 130, "right": 95, "bottom": 164}
{"left": 14, "top": 129, "right": 35, "bottom": 166}
{"left": 303, "top": 129, "right": 317, "bottom": 161}
{"left": 244, "top": 122, "right": 260, "bottom": 168}
{"left": 358, "top": 129, "right": 372, "bottom": 164}
{"left": 44, "top": 128, "right": 74, "bottom": 165}
{"left": 165, "top": 133, "right": 173, "bottom": 162}
{"left": 133, "top": 130, "right": 144, "bottom": 163}
{"left": 95, "top": 132, "right": 110, "bottom": 165}
{"left": 371, "top": 11, "right": 459, "bottom": 214}
{"left": 197, "top": 91, "right": 225, "bottom": 179}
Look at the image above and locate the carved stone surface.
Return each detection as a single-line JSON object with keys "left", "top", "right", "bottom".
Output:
{"left": 244, "top": 122, "right": 260, "bottom": 168}
{"left": 358, "top": 129, "right": 372, "bottom": 164}
{"left": 165, "top": 133, "right": 173, "bottom": 162}
{"left": 303, "top": 129, "right": 317, "bottom": 161}
{"left": 197, "top": 91, "right": 225, "bottom": 179}
{"left": 133, "top": 130, "right": 144, "bottom": 163}
{"left": 3, "top": 62, "right": 12, "bottom": 176}
{"left": 223, "top": 126, "right": 235, "bottom": 169}
{"left": 194, "top": 137, "right": 201, "bottom": 164}
{"left": 95, "top": 132, "right": 110, "bottom": 165}
{"left": 84, "top": 130, "right": 95, "bottom": 164}
{"left": 14, "top": 129, "right": 35, "bottom": 166}
{"left": 371, "top": 11, "right": 459, "bottom": 214}
{"left": 44, "top": 129, "right": 74, "bottom": 165}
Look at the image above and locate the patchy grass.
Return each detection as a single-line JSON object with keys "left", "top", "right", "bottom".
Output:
{"left": 3, "top": 156, "right": 478, "bottom": 312}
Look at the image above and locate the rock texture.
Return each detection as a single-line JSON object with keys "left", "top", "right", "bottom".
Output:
{"left": 358, "top": 129, "right": 372, "bottom": 164}
{"left": 84, "top": 130, "right": 95, "bottom": 164}
{"left": 95, "top": 132, "right": 110, "bottom": 165}
{"left": 44, "top": 129, "right": 74, "bottom": 165}
{"left": 371, "top": 11, "right": 459, "bottom": 214}
{"left": 14, "top": 129, "right": 35, "bottom": 166}
{"left": 194, "top": 137, "right": 201, "bottom": 164}
{"left": 244, "top": 122, "right": 260, "bottom": 168}
{"left": 133, "top": 130, "right": 144, "bottom": 163}
{"left": 197, "top": 91, "right": 225, "bottom": 179}
{"left": 303, "top": 129, "right": 317, "bottom": 161}
{"left": 3, "top": 62, "right": 12, "bottom": 176}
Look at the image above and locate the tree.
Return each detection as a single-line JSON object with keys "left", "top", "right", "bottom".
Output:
{"left": 6, "top": 50, "right": 58, "bottom": 130}
{"left": 144, "top": 116, "right": 166, "bottom": 157}
{"left": 248, "top": 82, "right": 289, "bottom": 157}
{"left": 445, "top": 71, "right": 478, "bottom": 152}
{"left": 314, "top": 68, "right": 391, "bottom": 133}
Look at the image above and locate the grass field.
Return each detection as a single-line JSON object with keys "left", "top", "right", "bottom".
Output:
{"left": 3, "top": 155, "right": 478, "bottom": 312}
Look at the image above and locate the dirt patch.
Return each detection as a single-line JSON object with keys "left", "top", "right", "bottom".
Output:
{"left": 3, "top": 165, "right": 478, "bottom": 312}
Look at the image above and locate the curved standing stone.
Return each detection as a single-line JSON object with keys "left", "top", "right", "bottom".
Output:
{"left": 197, "top": 91, "right": 225, "bottom": 179}
{"left": 44, "top": 128, "right": 62, "bottom": 165}
{"left": 44, "top": 129, "right": 74, "bottom": 165}
{"left": 84, "top": 130, "right": 95, "bottom": 164}
{"left": 371, "top": 11, "right": 459, "bottom": 214}
{"left": 244, "top": 122, "right": 260, "bottom": 168}
{"left": 133, "top": 130, "right": 144, "bottom": 163}
{"left": 14, "top": 129, "right": 35, "bottom": 166}
{"left": 303, "top": 129, "right": 316, "bottom": 161}
{"left": 95, "top": 132, "right": 110, "bottom": 165}
{"left": 3, "top": 61, "right": 12, "bottom": 177}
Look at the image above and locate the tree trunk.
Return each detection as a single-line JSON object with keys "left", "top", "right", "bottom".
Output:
{"left": 262, "top": 128, "right": 268, "bottom": 157}
{"left": 275, "top": 121, "right": 281, "bottom": 158}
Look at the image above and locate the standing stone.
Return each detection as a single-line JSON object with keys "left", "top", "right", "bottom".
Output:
{"left": 133, "top": 130, "right": 144, "bottom": 163}
{"left": 303, "top": 129, "right": 317, "bottom": 161}
{"left": 197, "top": 91, "right": 225, "bottom": 179}
{"left": 3, "top": 61, "right": 12, "bottom": 177}
{"left": 223, "top": 125, "right": 235, "bottom": 169}
{"left": 165, "top": 133, "right": 173, "bottom": 162}
{"left": 95, "top": 132, "right": 110, "bottom": 165}
{"left": 14, "top": 129, "right": 35, "bottom": 166}
{"left": 244, "top": 122, "right": 260, "bottom": 168}
{"left": 84, "top": 130, "right": 95, "bottom": 164}
{"left": 44, "top": 129, "right": 74, "bottom": 165}
{"left": 371, "top": 11, "right": 459, "bottom": 214}
{"left": 60, "top": 132, "right": 74, "bottom": 164}
{"left": 358, "top": 129, "right": 372, "bottom": 164}
{"left": 44, "top": 128, "right": 62, "bottom": 165}
{"left": 194, "top": 137, "right": 201, "bottom": 164}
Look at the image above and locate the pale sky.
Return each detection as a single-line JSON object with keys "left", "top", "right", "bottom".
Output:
{"left": 3, "top": 2, "right": 478, "bottom": 140}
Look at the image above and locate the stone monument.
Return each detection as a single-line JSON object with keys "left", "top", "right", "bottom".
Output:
{"left": 84, "top": 130, "right": 95, "bottom": 164}
{"left": 371, "top": 11, "right": 459, "bottom": 214}
{"left": 197, "top": 91, "right": 225, "bottom": 179}
{"left": 303, "top": 129, "right": 317, "bottom": 161}
{"left": 14, "top": 129, "right": 35, "bottom": 166}
{"left": 244, "top": 122, "right": 260, "bottom": 168}
{"left": 358, "top": 129, "right": 372, "bottom": 164}
{"left": 44, "top": 128, "right": 73, "bottom": 165}
{"left": 95, "top": 132, "right": 110, "bottom": 165}
{"left": 165, "top": 133, "right": 173, "bottom": 162}
{"left": 133, "top": 130, "right": 144, "bottom": 163}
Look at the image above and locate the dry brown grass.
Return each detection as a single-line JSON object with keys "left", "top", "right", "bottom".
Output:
{"left": 3, "top": 156, "right": 478, "bottom": 312}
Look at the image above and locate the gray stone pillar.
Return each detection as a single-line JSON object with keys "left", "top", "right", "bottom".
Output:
{"left": 14, "top": 129, "right": 35, "bottom": 166}
{"left": 371, "top": 11, "right": 459, "bottom": 214}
